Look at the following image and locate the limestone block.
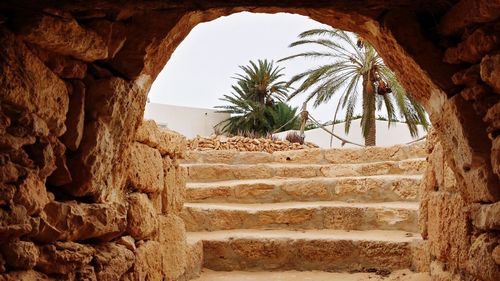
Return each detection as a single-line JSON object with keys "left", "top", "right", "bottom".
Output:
{"left": 162, "top": 157, "right": 185, "bottom": 214}
{"left": 481, "top": 54, "right": 500, "bottom": 93}
{"left": 460, "top": 84, "right": 489, "bottom": 101}
{"left": 36, "top": 241, "right": 95, "bottom": 275}
{"left": 436, "top": 94, "right": 500, "bottom": 202}
{"left": 273, "top": 149, "right": 324, "bottom": 163}
{"left": 411, "top": 239, "right": 430, "bottom": 272}
{"left": 35, "top": 201, "right": 127, "bottom": 243}
{"left": 466, "top": 233, "right": 500, "bottom": 280}
{"left": 19, "top": 15, "right": 108, "bottom": 61}
{"left": 427, "top": 192, "right": 470, "bottom": 272}
{"left": 13, "top": 172, "right": 49, "bottom": 216}
{"left": 444, "top": 28, "right": 498, "bottom": 64}
{"left": 116, "top": 236, "right": 136, "bottom": 252}
{"left": 135, "top": 119, "right": 187, "bottom": 158}
{"left": 66, "top": 76, "right": 147, "bottom": 200}
{"left": 0, "top": 29, "right": 69, "bottom": 136}
{"left": 61, "top": 80, "right": 85, "bottom": 151}
{"left": 0, "top": 270, "right": 51, "bottom": 281}
{"left": 128, "top": 142, "right": 164, "bottom": 193}
{"left": 0, "top": 205, "right": 33, "bottom": 243}
{"left": 0, "top": 240, "right": 39, "bottom": 270}
{"left": 47, "top": 137, "right": 72, "bottom": 186}
{"left": 84, "top": 19, "right": 127, "bottom": 59}
{"left": 28, "top": 46, "right": 88, "bottom": 79}
{"left": 484, "top": 102, "right": 500, "bottom": 131}
{"left": 470, "top": 201, "right": 500, "bottom": 230}
{"left": 121, "top": 241, "right": 162, "bottom": 281}
{"left": 493, "top": 137, "right": 500, "bottom": 177}
{"left": 419, "top": 191, "right": 429, "bottom": 239}
{"left": 439, "top": 0, "right": 500, "bottom": 35}
{"left": 493, "top": 245, "right": 500, "bottom": 265}
{"left": 182, "top": 240, "right": 203, "bottom": 281}
{"left": 92, "top": 242, "right": 135, "bottom": 281}
{"left": 430, "top": 261, "right": 462, "bottom": 281}
{"left": 126, "top": 193, "right": 158, "bottom": 240}
{"left": 155, "top": 214, "right": 187, "bottom": 280}
{"left": 451, "top": 64, "right": 481, "bottom": 86}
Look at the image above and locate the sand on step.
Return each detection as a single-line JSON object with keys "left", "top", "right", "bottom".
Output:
{"left": 193, "top": 269, "right": 431, "bottom": 281}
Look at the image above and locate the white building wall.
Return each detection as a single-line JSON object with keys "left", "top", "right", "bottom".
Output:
{"left": 274, "top": 119, "right": 427, "bottom": 148}
{"left": 143, "top": 103, "right": 230, "bottom": 138}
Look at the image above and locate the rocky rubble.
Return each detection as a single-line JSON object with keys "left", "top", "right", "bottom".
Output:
{"left": 188, "top": 135, "right": 319, "bottom": 153}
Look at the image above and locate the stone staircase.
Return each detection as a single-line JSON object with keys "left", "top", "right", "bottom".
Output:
{"left": 181, "top": 144, "right": 428, "bottom": 276}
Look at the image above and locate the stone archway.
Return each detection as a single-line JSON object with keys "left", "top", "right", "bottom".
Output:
{"left": 0, "top": 0, "right": 499, "bottom": 280}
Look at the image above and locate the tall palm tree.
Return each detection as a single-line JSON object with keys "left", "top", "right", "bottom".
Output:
{"left": 215, "top": 59, "right": 293, "bottom": 135}
{"left": 279, "top": 29, "right": 429, "bottom": 146}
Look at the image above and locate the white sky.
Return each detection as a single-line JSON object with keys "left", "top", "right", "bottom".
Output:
{"left": 147, "top": 12, "right": 342, "bottom": 123}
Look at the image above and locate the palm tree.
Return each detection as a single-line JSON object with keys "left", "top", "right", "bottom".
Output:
{"left": 279, "top": 29, "right": 429, "bottom": 146}
{"left": 216, "top": 59, "right": 293, "bottom": 135}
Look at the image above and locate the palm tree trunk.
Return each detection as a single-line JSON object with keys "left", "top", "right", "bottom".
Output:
{"left": 362, "top": 74, "right": 376, "bottom": 146}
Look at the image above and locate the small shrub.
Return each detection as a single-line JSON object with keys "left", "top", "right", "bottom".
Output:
{"left": 285, "top": 131, "right": 304, "bottom": 144}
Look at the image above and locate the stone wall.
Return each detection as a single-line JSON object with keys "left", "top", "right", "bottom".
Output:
{"left": 0, "top": 0, "right": 499, "bottom": 280}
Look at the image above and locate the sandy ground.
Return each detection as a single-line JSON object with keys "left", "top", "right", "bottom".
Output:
{"left": 193, "top": 269, "right": 431, "bottom": 281}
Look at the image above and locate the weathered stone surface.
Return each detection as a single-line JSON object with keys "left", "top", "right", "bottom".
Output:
{"left": 0, "top": 206, "right": 32, "bottom": 243}
{"left": 451, "top": 64, "right": 481, "bottom": 86}
{"left": 126, "top": 193, "right": 157, "bottom": 240}
{"left": 20, "top": 15, "right": 108, "bottom": 61}
{"left": 439, "top": 0, "right": 500, "bottom": 35}
{"left": 493, "top": 245, "right": 500, "bottom": 265}
{"left": 484, "top": 102, "right": 500, "bottom": 131}
{"left": 0, "top": 28, "right": 69, "bottom": 136}
{"left": 61, "top": 80, "right": 86, "bottom": 151}
{"left": 0, "top": 240, "right": 38, "bottom": 270}
{"left": 116, "top": 235, "right": 135, "bottom": 252}
{"left": 411, "top": 240, "right": 430, "bottom": 272}
{"left": 444, "top": 27, "right": 498, "bottom": 64}
{"left": 155, "top": 214, "right": 187, "bottom": 280}
{"left": 136, "top": 119, "right": 187, "bottom": 158}
{"left": 92, "top": 242, "right": 134, "bottom": 281}
{"left": 121, "top": 241, "right": 162, "bottom": 281}
{"left": 36, "top": 241, "right": 95, "bottom": 275}
{"left": 430, "top": 261, "right": 462, "bottom": 281}
{"left": 182, "top": 240, "right": 203, "bottom": 281}
{"left": 128, "top": 142, "right": 164, "bottom": 193}
{"left": 28, "top": 46, "right": 88, "bottom": 79}
{"left": 481, "top": 54, "right": 500, "bottom": 93}
{"left": 46, "top": 138, "right": 72, "bottom": 186}
{"left": 163, "top": 157, "right": 186, "bottom": 214}
{"left": 434, "top": 94, "right": 500, "bottom": 202}
{"left": 471, "top": 201, "right": 500, "bottom": 230}
{"left": 460, "top": 84, "right": 489, "bottom": 101}
{"left": 84, "top": 20, "right": 127, "bottom": 59}
{"left": 427, "top": 192, "right": 470, "bottom": 273}
{"left": 35, "top": 201, "right": 127, "bottom": 243}
{"left": 493, "top": 137, "right": 500, "bottom": 177}
{"left": 466, "top": 233, "right": 500, "bottom": 280}
{"left": 65, "top": 76, "right": 149, "bottom": 200}
{"left": 0, "top": 270, "right": 51, "bottom": 281}
{"left": 13, "top": 172, "right": 49, "bottom": 216}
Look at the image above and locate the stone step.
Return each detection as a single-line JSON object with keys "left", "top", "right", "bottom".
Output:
{"left": 184, "top": 143, "right": 426, "bottom": 165}
{"left": 187, "top": 229, "right": 422, "bottom": 272}
{"left": 182, "top": 201, "right": 418, "bottom": 232}
{"left": 186, "top": 175, "right": 421, "bottom": 204}
{"left": 192, "top": 269, "right": 431, "bottom": 281}
{"left": 185, "top": 158, "right": 426, "bottom": 182}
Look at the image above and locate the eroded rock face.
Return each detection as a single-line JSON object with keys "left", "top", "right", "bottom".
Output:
{"left": 0, "top": 0, "right": 499, "bottom": 280}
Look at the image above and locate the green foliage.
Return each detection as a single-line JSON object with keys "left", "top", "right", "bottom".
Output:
{"left": 216, "top": 60, "right": 298, "bottom": 136}
{"left": 279, "top": 28, "right": 429, "bottom": 144}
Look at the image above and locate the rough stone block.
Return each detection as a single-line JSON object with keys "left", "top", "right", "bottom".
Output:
{"left": 61, "top": 80, "right": 85, "bottom": 151}
{"left": 128, "top": 142, "right": 164, "bottom": 193}
{"left": 181, "top": 240, "right": 203, "bottom": 281}
{"left": 439, "top": 0, "right": 500, "bottom": 35}
{"left": 121, "top": 241, "right": 162, "bottom": 281}
{"left": 162, "top": 157, "right": 185, "bottom": 214}
{"left": 28, "top": 46, "right": 88, "bottom": 79}
{"left": 444, "top": 27, "right": 498, "bottom": 64}
{"left": 92, "top": 242, "right": 135, "bottom": 281}
{"left": 470, "top": 201, "right": 500, "bottom": 230}
{"left": 84, "top": 19, "right": 127, "bottom": 59}
{"left": 35, "top": 201, "right": 127, "bottom": 243}
{"left": 126, "top": 193, "right": 158, "bottom": 240}
{"left": 492, "top": 137, "right": 500, "bottom": 177}
{"left": 36, "top": 241, "right": 95, "bottom": 275}
{"left": 19, "top": 14, "right": 108, "bottom": 61}
{"left": 0, "top": 240, "right": 38, "bottom": 270}
{"left": 466, "top": 233, "right": 500, "bottom": 280}
{"left": 411, "top": 240, "right": 430, "bottom": 272}
{"left": 155, "top": 214, "right": 187, "bottom": 280}
{"left": 427, "top": 192, "right": 470, "bottom": 272}
{"left": 481, "top": 54, "right": 500, "bottom": 93}
{"left": 0, "top": 28, "right": 69, "bottom": 136}
{"left": 14, "top": 171, "right": 49, "bottom": 216}
{"left": 135, "top": 119, "right": 187, "bottom": 158}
